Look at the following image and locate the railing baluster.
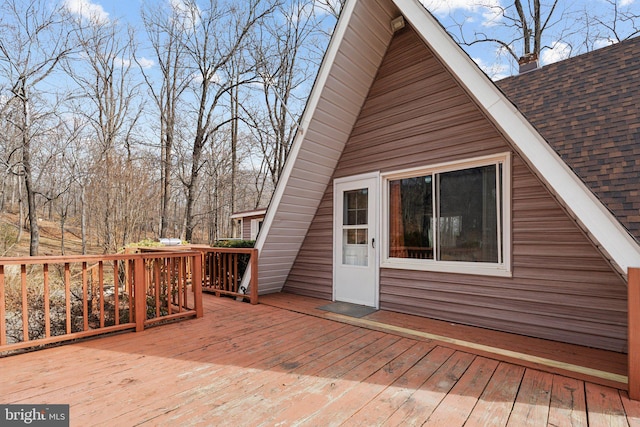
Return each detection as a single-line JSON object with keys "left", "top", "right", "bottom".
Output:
{"left": 82, "top": 262, "right": 88, "bottom": 331}
{"left": 178, "top": 256, "right": 184, "bottom": 312}
{"left": 114, "top": 260, "right": 119, "bottom": 326}
{"left": 98, "top": 261, "right": 104, "bottom": 329}
{"left": 167, "top": 258, "right": 173, "bottom": 315}
{"left": 183, "top": 256, "right": 189, "bottom": 310}
{"left": 65, "top": 263, "right": 71, "bottom": 334}
{"left": 154, "top": 259, "right": 161, "bottom": 318}
{"left": 21, "top": 264, "right": 28, "bottom": 342}
{"left": 233, "top": 253, "right": 238, "bottom": 293}
{"left": 0, "top": 265, "right": 6, "bottom": 346}
{"left": 44, "top": 264, "right": 50, "bottom": 338}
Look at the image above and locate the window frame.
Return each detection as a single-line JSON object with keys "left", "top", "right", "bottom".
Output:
{"left": 381, "top": 153, "right": 512, "bottom": 277}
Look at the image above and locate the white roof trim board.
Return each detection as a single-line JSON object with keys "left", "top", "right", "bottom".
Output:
{"left": 230, "top": 209, "right": 267, "bottom": 219}
{"left": 249, "top": 0, "right": 640, "bottom": 294}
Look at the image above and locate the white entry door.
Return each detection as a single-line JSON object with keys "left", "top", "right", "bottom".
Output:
{"left": 334, "top": 173, "right": 379, "bottom": 308}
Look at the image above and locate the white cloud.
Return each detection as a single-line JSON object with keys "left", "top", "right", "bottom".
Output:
{"left": 421, "top": 0, "right": 503, "bottom": 26}
{"left": 114, "top": 57, "right": 131, "bottom": 68}
{"left": 112, "top": 57, "right": 154, "bottom": 69}
{"left": 621, "top": 0, "right": 635, "bottom": 6}
{"left": 594, "top": 38, "right": 618, "bottom": 49}
{"left": 473, "top": 56, "right": 509, "bottom": 80}
{"left": 137, "top": 57, "right": 155, "bottom": 69}
{"left": 170, "top": 0, "right": 200, "bottom": 30}
{"left": 64, "top": 0, "right": 109, "bottom": 24}
{"left": 540, "top": 41, "right": 571, "bottom": 65}
{"left": 191, "top": 71, "right": 221, "bottom": 85}
{"left": 313, "top": 0, "right": 342, "bottom": 16}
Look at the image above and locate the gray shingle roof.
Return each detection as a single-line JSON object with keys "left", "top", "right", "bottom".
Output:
{"left": 496, "top": 37, "right": 640, "bottom": 242}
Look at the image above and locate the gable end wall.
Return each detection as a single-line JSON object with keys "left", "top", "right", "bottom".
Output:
{"left": 283, "top": 26, "right": 627, "bottom": 352}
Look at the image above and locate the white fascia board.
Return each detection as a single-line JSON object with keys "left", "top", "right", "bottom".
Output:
{"left": 250, "top": 0, "right": 362, "bottom": 294}
{"left": 230, "top": 209, "right": 267, "bottom": 219}
{"left": 396, "top": 0, "right": 640, "bottom": 274}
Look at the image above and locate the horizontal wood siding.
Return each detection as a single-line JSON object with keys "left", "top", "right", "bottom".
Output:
{"left": 242, "top": 220, "right": 251, "bottom": 240}
{"left": 283, "top": 25, "right": 627, "bottom": 352}
{"left": 381, "top": 153, "right": 627, "bottom": 353}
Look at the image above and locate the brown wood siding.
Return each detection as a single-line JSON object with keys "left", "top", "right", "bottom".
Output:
{"left": 283, "top": 188, "right": 334, "bottom": 300}
{"left": 242, "top": 220, "right": 251, "bottom": 240}
{"left": 283, "top": 26, "right": 627, "bottom": 352}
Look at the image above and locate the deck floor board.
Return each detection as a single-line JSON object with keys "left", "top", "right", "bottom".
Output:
{"left": 0, "top": 292, "right": 637, "bottom": 426}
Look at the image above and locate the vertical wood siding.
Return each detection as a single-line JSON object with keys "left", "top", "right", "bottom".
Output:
{"left": 283, "top": 26, "right": 627, "bottom": 352}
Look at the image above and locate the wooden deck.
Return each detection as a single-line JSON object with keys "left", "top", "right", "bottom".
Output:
{"left": 2, "top": 292, "right": 640, "bottom": 426}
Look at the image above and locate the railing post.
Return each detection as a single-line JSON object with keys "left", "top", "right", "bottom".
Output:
{"left": 134, "top": 257, "right": 146, "bottom": 332}
{"left": 250, "top": 249, "right": 258, "bottom": 305}
{"left": 192, "top": 253, "right": 203, "bottom": 318}
{"left": 629, "top": 267, "right": 640, "bottom": 400}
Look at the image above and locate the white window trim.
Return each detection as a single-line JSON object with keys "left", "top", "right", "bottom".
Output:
{"left": 381, "top": 153, "right": 512, "bottom": 277}
{"left": 250, "top": 219, "right": 262, "bottom": 240}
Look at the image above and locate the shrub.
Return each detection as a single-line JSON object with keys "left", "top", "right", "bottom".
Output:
{"left": 213, "top": 239, "right": 255, "bottom": 248}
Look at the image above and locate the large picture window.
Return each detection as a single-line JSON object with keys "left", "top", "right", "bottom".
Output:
{"left": 384, "top": 154, "right": 510, "bottom": 276}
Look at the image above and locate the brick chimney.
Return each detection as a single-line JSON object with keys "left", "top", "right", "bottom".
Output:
{"left": 518, "top": 53, "right": 539, "bottom": 74}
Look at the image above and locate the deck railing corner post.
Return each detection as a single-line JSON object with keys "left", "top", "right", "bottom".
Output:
{"left": 134, "top": 257, "right": 146, "bottom": 332}
{"left": 629, "top": 267, "right": 640, "bottom": 400}
{"left": 192, "top": 253, "right": 203, "bottom": 318}
{"left": 250, "top": 248, "right": 258, "bottom": 305}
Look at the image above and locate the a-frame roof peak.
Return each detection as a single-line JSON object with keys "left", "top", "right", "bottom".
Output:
{"left": 251, "top": 0, "right": 640, "bottom": 294}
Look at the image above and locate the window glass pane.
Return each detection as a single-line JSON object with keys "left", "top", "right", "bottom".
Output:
{"left": 388, "top": 176, "right": 434, "bottom": 259}
{"left": 343, "top": 229, "right": 368, "bottom": 266}
{"left": 439, "top": 165, "right": 498, "bottom": 262}
{"left": 343, "top": 189, "right": 368, "bottom": 226}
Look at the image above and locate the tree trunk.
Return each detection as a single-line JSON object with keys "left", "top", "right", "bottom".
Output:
{"left": 184, "top": 147, "right": 202, "bottom": 243}
{"left": 20, "top": 94, "right": 39, "bottom": 256}
{"left": 160, "top": 132, "right": 172, "bottom": 238}
{"left": 60, "top": 212, "right": 66, "bottom": 255}
{"left": 81, "top": 184, "right": 87, "bottom": 254}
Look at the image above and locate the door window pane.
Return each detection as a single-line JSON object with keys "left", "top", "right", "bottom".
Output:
{"left": 344, "top": 189, "right": 368, "bottom": 225}
{"left": 343, "top": 229, "right": 368, "bottom": 266}
{"left": 342, "top": 188, "right": 368, "bottom": 266}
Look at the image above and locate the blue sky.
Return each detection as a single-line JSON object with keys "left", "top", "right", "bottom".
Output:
{"left": 421, "top": 0, "right": 639, "bottom": 78}
{"left": 62, "top": 0, "right": 639, "bottom": 80}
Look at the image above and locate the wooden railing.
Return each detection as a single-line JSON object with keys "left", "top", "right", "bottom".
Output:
{"left": 0, "top": 251, "right": 203, "bottom": 354}
{"left": 133, "top": 246, "right": 259, "bottom": 305}
{"left": 201, "top": 248, "right": 258, "bottom": 304}
{"left": 629, "top": 267, "right": 640, "bottom": 400}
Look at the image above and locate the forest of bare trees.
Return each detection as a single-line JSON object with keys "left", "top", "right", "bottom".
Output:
{"left": 0, "top": 0, "right": 636, "bottom": 256}
{"left": 0, "top": 0, "right": 343, "bottom": 255}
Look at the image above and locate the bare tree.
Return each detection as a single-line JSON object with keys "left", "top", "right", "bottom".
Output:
{"left": 446, "top": 0, "right": 565, "bottom": 63}
{"left": 0, "top": 0, "right": 75, "bottom": 255}
{"left": 314, "top": 0, "right": 345, "bottom": 19}
{"left": 248, "top": 0, "right": 330, "bottom": 186}
{"left": 578, "top": 0, "right": 640, "bottom": 50}
{"left": 65, "top": 14, "right": 143, "bottom": 252}
{"left": 140, "top": 1, "right": 192, "bottom": 239}
{"left": 435, "top": 0, "right": 640, "bottom": 76}
{"left": 178, "top": 0, "right": 279, "bottom": 242}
